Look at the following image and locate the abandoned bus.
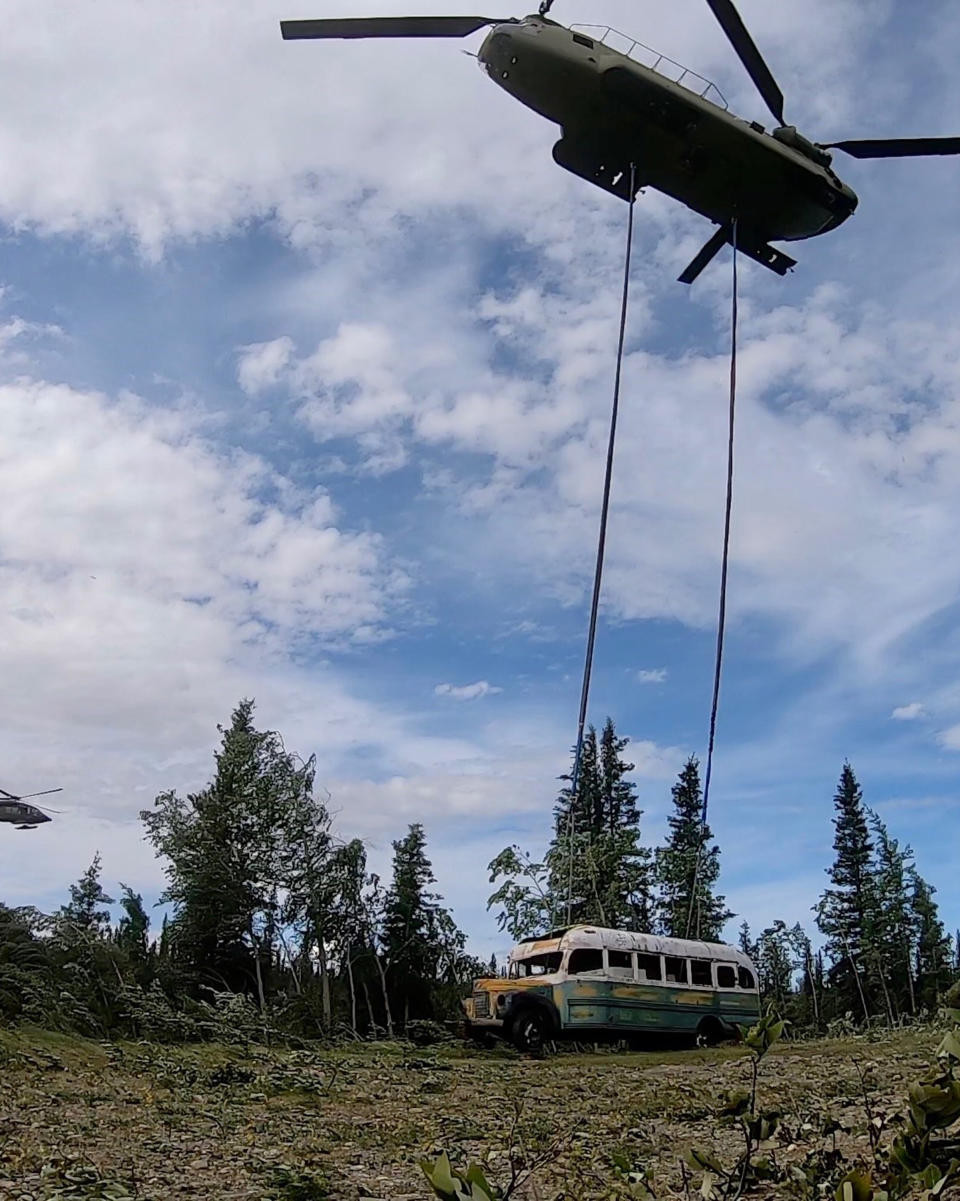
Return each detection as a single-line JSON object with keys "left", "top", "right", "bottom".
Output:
{"left": 463, "top": 925, "right": 761, "bottom": 1052}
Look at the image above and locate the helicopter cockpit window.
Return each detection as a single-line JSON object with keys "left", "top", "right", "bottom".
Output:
{"left": 510, "top": 951, "right": 563, "bottom": 978}
{"left": 572, "top": 32, "right": 594, "bottom": 49}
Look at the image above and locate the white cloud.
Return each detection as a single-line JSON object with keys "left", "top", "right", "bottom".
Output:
{"left": 0, "top": 379, "right": 401, "bottom": 650}
{"left": 0, "top": 372, "right": 415, "bottom": 828}
{"left": 434, "top": 681, "right": 503, "bottom": 701}
{"left": 236, "top": 336, "right": 294, "bottom": 395}
{"left": 892, "top": 703, "right": 925, "bottom": 721}
{"left": 637, "top": 668, "right": 668, "bottom": 685}
{"left": 0, "top": 0, "right": 905, "bottom": 258}
{"left": 2, "top": 0, "right": 960, "bottom": 948}
{"left": 938, "top": 725, "right": 960, "bottom": 752}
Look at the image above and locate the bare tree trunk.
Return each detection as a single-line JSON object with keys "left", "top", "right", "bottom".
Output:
{"left": 805, "top": 946, "right": 820, "bottom": 1030}
{"left": 278, "top": 930, "right": 302, "bottom": 995}
{"left": 874, "top": 950, "right": 895, "bottom": 1026}
{"left": 251, "top": 933, "right": 267, "bottom": 1011}
{"left": 361, "top": 977, "right": 377, "bottom": 1034}
{"left": 844, "top": 937, "right": 871, "bottom": 1024}
{"left": 346, "top": 954, "right": 357, "bottom": 1034}
{"left": 903, "top": 936, "right": 917, "bottom": 1015}
{"left": 374, "top": 954, "right": 394, "bottom": 1039}
{"left": 318, "top": 940, "right": 332, "bottom": 1031}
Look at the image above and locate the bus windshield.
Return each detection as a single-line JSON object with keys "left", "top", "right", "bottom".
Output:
{"left": 510, "top": 951, "right": 563, "bottom": 978}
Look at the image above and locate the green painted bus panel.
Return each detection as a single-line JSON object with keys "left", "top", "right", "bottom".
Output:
{"left": 557, "top": 979, "right": 759, "bottom": 1032}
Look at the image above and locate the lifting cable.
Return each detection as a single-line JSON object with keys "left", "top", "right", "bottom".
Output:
{"left": 686, "top": 218, "right": 739, "bottom": 940}
{"left": 562, "top": 195, "right": 741, "bottom": 934}
{"left": 565, "top": 162, "right": 637, "bottom": 926}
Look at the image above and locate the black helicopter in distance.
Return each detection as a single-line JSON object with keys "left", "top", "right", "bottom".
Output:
{"left": 0, "top": 786, "right": 62, "bottom": 830}
{"left": 281, "top": 0, "right": 960, "bottom": 283}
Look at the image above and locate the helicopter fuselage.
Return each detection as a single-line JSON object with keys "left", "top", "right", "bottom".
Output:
{"left": 0, "top": 801, "right": 51, "bottom": 828}
{"left": 478, "top": 16, "right": 858, "bottom": 248}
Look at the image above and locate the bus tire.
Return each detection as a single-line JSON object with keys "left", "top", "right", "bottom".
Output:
{"left": 511, "top": 1008, "right": 547, "bottom": 1055}
{"left": 695, "top": 1017, "right": 725, "bottom": 1048}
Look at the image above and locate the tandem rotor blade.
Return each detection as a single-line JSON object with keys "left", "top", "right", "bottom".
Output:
{"left": 678, "top": 225, "right": 730, "bottom": 284}
{"left": 825, "top": 137, "right": 960, "bottom": 159}
{"left": 280, "top": 15, "right": 505, "bottom": 39}
{"left": 704, "top": 0, "right": 785, "bottom": 126}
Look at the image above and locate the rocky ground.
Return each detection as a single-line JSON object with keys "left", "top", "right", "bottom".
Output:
{"left": 0, "top": 1024, "right": 948, "bottom": 1200}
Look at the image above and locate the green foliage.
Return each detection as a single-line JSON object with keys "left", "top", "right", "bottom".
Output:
{"left": 655, "top": 756, "right": 732, "bottom": 941}
{"left": 422, "top": 1153, "right": 498, "bottom": 1201}
{"left": 486, "top": 846, "right": 555, "bottom": 941}
{"left": 816, "top": 764, "right": 875, "bottom": 1018}
{"left": 487, "top": 718, "right": 655, "bottom": 937}
{"left": 684, "top": 1010, "right": 787, "bottom": 1197}
{"left": 266, "top": 1163, "right": 331, "bottom": 1200}
{"left": 60, "top": 853, "right": 115, "bottom": 935}
{"left": 548, "top": 720, "right": 655, "bottom": 930}
{"left": 140, "top": 698, "right": 318, "bottom": 1000}
{"left": 114, "top": 884, "right": 150, "bottom": 964}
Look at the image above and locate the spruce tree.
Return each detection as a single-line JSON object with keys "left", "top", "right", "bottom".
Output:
{"left": 755, "top": 920, "right": 795, "bottom": 1010}
{"left": 866, "top": 812, "right": 914, "bottom": 1017}
{"left": 596, "top": 718, "right": 655, "bottom": 929}
{"left": 382, "top": 823, "right": 461, "bottom": 1027}
{"left": 115, "top": 884, "right": 151, "bottom": 984}
{"left": 60, "top": 853, "right": 115, "bottom": 935}
{"left": 908, "top": 868, "right": 952, "bottom": 1009}
{"left": 141, "top": 698, "right": 315, "bottom": 999}
{"left": 655, "top": 756, "right": 732, "bottom": 941}
{"left": 547, "top": 727, "right": 602, "bottom": 924}
{"left": 545, "top": 719, "right": 653, "bottom": 929}
{"left": 816, "top": 763, "right": 875, "bottom": 1019}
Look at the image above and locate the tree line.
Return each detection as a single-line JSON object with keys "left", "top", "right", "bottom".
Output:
{"left": 487, "top": 722, "right": 958, "bottom": 1029}
{"left": 0, "top": 700, "right": 484, "bottom": 1040}
{"left": 1, "top": 705, "right": 955, "bottom": 1041}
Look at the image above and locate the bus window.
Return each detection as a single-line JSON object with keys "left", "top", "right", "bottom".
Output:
{"left": 637, "top": 953, "right": 662, "bottom": 981}
{"left": 510, "top": 952, "right": 563, "bottom": 978}
{"left": 664, "top": 956, "right": 687, "bottom": 984}
{"left": 738, "top": 966, "right": 756, "bottom": 990}
{"left": 606, "top": 949, "right": 633, "bottom": 977}
{"left": 716, "top": 964, "right": 737, "bottom": 989}
{"left": 690, "top": 959, "right": 712, "bottom": 987}
{"left": 568, "top": 949, "right": 604, "bottom": 974}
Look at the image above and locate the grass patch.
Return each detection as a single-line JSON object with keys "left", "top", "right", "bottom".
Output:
{"left": 0, "top": 1025, "right": 942, "bottom": 1200}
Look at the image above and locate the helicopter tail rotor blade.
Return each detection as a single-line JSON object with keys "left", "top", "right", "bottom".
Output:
{"left": 825, "top": 137, "right": 960, "bottom": 159}
{"left": 280, "top": 16, "right": 505, "bottom": 40}
{"left": 704, "top": 0, "right": 785, "bottom": 126}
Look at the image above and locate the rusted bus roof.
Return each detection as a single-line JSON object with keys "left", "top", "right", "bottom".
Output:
{"left": 509, "top": 924, "right": 756, "bottom": 970}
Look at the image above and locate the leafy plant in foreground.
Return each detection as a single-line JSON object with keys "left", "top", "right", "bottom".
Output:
{"left": 829, "top": 982, "right": 960, "bottom": 1200}
{"left": 686, "top": 1010, "right": 788, "bottom": 1198}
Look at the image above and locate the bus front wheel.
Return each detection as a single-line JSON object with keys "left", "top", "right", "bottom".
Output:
{"left": 511, "top": 1009, "right": 547, "bottom": 1055}
{"left": 695, "top": 1018, "right": 725, "bottom": 1048}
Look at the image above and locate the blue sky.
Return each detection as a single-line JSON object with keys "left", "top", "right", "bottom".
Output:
{"left": 1, "top": 0, "right": 959, "bottom": 963}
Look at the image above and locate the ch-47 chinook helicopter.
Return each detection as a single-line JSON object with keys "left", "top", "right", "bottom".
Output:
{"left": 281, "top": 0, "right": 960, "bottom": 283}
{"left": 0, "top": 785, "right": 62, "bottom": 830}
